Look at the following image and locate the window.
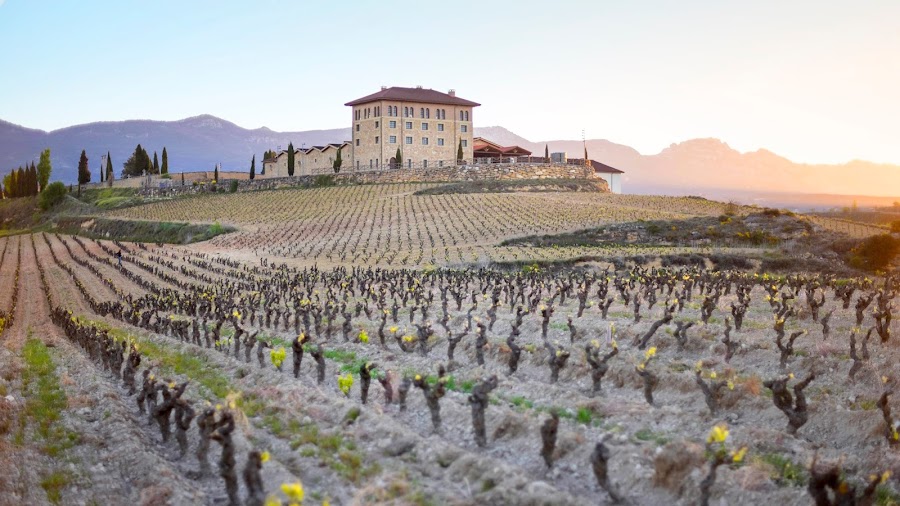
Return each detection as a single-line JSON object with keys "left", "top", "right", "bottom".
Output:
{"left": 405, "top": 136, "right": 413, "bottom": 144}
{"left": 375, "top": 121, "right": 379, "bottom": 128}
{"left": 375, "top": 136, "right": 380, "bottom": 144}
{"left": 461, "top": 125, "right": 468, "bottom": 133}
{"left": 437, "top": 123, "right": 444, "bottom": 132}
{"left": 462, "top": 140, "right": 468, "bottom": 147}
{"left": 466, "top": 111, "right": 469, "bottom": 121}
{"left": 408, "top": 159, "right": 412, "bottom": 168}
{"left": 389, "top": 135, "right": 397, "bottom": 144}
{"left": 423, "top": 160, "right": 428, "bottom": 168}
{"left": 422, "top": 137, "right": 429, "bottom": 145}
{"left": 355, "top": 139, "right": 360, "bottom": 146}
{"left": 421, "top": 123, "right": 428, "bottom": 130}
{"left": 387, "top": 107, "right": 393, "bottom": 117}
{"left": 389, "top": 120, "right": 396, "bottom": 128}
{"left": 405, "top": 121, "right": 412, "bottom": 129}
{"left": 460, "top": 111, "right": 464, "bottom": 121}
{"left": 356, "top": 160, "right": 360, "bottom": 169}
{"left": 356, "top": 124, "right": 360, "bottom": 132}
{"left": 442, "top": 109, "right": 446, "bottom": 119}
{"left": 392, "top": 106, "right": 397, "bottom": 116}
{"left": 437, "top": 138, "right": 444, "bottom": 146}
{"left": 369, "top": 160, "right": 373, "bottom": 169}
{"left": 403, "top": 107, "right": 409, "bottom": 117}
{"left": 420, "top": 108, "right": 425, "bottom": 118}
{"left": 426, "top": 108, "right": 430, "bottom": 119}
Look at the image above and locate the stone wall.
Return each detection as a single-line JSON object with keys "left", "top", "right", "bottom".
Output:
{"left": 136, "top": 162, "right": 606, "bottom": 198}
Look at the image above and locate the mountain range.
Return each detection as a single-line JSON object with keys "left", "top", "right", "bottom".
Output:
{"left": 1, "top": 115, "right": 898, "bottom": 203}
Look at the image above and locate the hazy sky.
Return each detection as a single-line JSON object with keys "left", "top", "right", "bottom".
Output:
{"left": 1, "top": 0, "right": 898, "bottom": 165}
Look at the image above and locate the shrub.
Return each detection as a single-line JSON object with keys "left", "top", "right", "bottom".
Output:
{"left": 229, "top": 180, "right": 238, "bottom": 193}
{"left": 850, "top": 234, "right": 900, "bottom": 271}
{"left": 38, "top": 182, "right": 67, "bottom": 210}
{"left": 313, "top": 175, "right": 335, "bottom": 187}
{"left": 891, "top": 220, "right": 900, "bottom": 233}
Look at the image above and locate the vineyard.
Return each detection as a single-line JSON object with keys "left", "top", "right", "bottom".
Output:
{"left": 0, "top": 185, "right": 898, "bottom": 505}
{"left": 105, "top": 184, "right": 739, "bottom": 267}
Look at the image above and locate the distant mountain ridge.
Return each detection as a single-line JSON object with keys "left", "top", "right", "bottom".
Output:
{"left": 1, "top": 116, "right": 897, "bottom": 198}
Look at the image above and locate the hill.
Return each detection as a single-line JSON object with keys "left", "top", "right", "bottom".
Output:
{"left": 2, "top": 117, "right": 898, "bottom": 199}
{"left": 0, "top": 115, "right": 349, "bottom": 183}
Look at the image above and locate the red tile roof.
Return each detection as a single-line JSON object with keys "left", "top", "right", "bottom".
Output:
{"left": 345, "top": 87, "right": 480, "bottom": 107}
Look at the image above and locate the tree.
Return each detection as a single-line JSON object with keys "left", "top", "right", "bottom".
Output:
{"left": 152, "top": 151, "right": 160, "bottom": 174}
{"left": 77, "top": 149, "right": 90, "bottom": 196}
{"left": 106, "top": 151, "right": 114, "bottom": 186}
{"left": 161, "top": 147, "right": 169, "bottom": 174}
{"left": 333, "top": 147, "right": 342, "bottom": 173}
{"left": 214, "top": 163, "right": 219, "bottom": 182}
{"left": 395, "top": 148, "right": 402, "bottom": 169}
{"left": 39, "top": 182, "right": 67, "bottom": 210}
{"left": 37, "top": 148, "right": 51, "bottom": 191}
{"left": 181, "top": 172, "right": 185, "bottom": 186}
{"left": 99, "top": 158, "right": 104, "bottom": 183}
{"left": 287, "top": 142, "right": 295, "bottom": 177}
{"left": 107, "top": 151, "right": 115, "bottom": 188}
{"left": 545, "top": 144, "right": 549, "bottom": 163}
{"left": 457, "top": 140, "right": 464, "bottom": 164}
{"left": 27, "top": 163, "right": 38, "bottom": 196}
{"left": 250, "top": 155, "right": 256, "bottom": 180}
{"left": 123, "top": 143, "right": 150, "bottom": 177}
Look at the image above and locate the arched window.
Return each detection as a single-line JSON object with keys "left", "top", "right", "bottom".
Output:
{"left": 394, "top": 106, "right": 398, "bottom": 116}
{"left": 465, "top": 111, "right": 469, "bottom": 121}
{"left": 459, "top": 110, "right": 464, "bottom": 121}
{"left": 420, "top": 108, "right": 425, "bottom": 118}
{"left": 426, "top": 108, "right": 430, "bottom": 119}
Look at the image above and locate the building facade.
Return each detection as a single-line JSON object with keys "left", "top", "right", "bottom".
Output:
{"left": 344, "top": 86, "right": 479, "bottom": 170}
{"left": 262, "top": 142, "right": 351, "bottom": 177}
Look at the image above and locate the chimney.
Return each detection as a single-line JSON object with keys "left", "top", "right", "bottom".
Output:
{"left": 415, "top": 85, "right": 423, "bottom": 89}
{"left": 381, "top": 85, "right": 387, "bottom": 91}
{"left": 448, "top": 89, "right": 456, "bottom": 97}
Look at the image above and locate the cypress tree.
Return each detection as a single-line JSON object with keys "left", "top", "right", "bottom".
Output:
{"left": 77, "top": 149, "right": 90, "bottom": 196}
{"left": 395, "top": 148, "right": 402, "bottom": 168}
{"left": 16, "top": 168, "right": 25, "bottom": 197}
{"left": 107, "top": 151, "right": 115, "bottom": 187}
{"left": 161, "top": 147, "right": 168, "bottom": 174}
{"left": 249, "top": 155, "right": 256, "bottom": 180}
{"left": 100, "top": 159, "right": 104, "bottom": 183}
{"left": 153, "top": 151, "right": 160, "bottom": 174}
{"left": 287, "top": 142, "right": 295, "bottom": 177}
{"left": 457, "top": 140, "right": 464, "bottom": 163}
{"left": 29, "top": 162, "right": 38, "bottom": 195}
{"left": 181, "top": 172, "right": 185, "bottom": 186}
{"left": 214, "top": 163, "right": 219, "bottom": 182}
{"left": 333, "top": 148, "right": 342, "bottom": 173}
{"left": 545, "top": 144, "right": 549, "bottom": 163}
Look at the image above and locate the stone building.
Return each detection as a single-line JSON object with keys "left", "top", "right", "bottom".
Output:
{"left": 263, "top": 142, "right": 352, "bottom": 177}
{"left": 344, "top": 86, "right": 479, "bottom": 170}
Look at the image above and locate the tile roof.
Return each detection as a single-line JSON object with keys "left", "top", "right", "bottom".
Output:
{"left": 345, "top": 87, "right": 480, "bottom": 107}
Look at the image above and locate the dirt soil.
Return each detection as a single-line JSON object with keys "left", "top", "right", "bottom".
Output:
{"left": 1, "top": 232, "right": 898, "bottom": 506}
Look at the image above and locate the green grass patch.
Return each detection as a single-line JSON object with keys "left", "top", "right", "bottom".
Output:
{"left": 633, "top": 427, "right": 670, "bottom": 446}
{"left": 755, "top": 452, "right": 806, "bottom": 487}
{"left": 21, "top": 337, "right": 77, "bottom": 455}
{"left": 53, "top": 216, "right": 234, "bottom": 244}
{"left": 40, "top": 470, "right": 72, "bottom": 505}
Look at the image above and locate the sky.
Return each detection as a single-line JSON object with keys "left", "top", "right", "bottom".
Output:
{"left": 1, "top": 0, "right": 898, "bottom": 165}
